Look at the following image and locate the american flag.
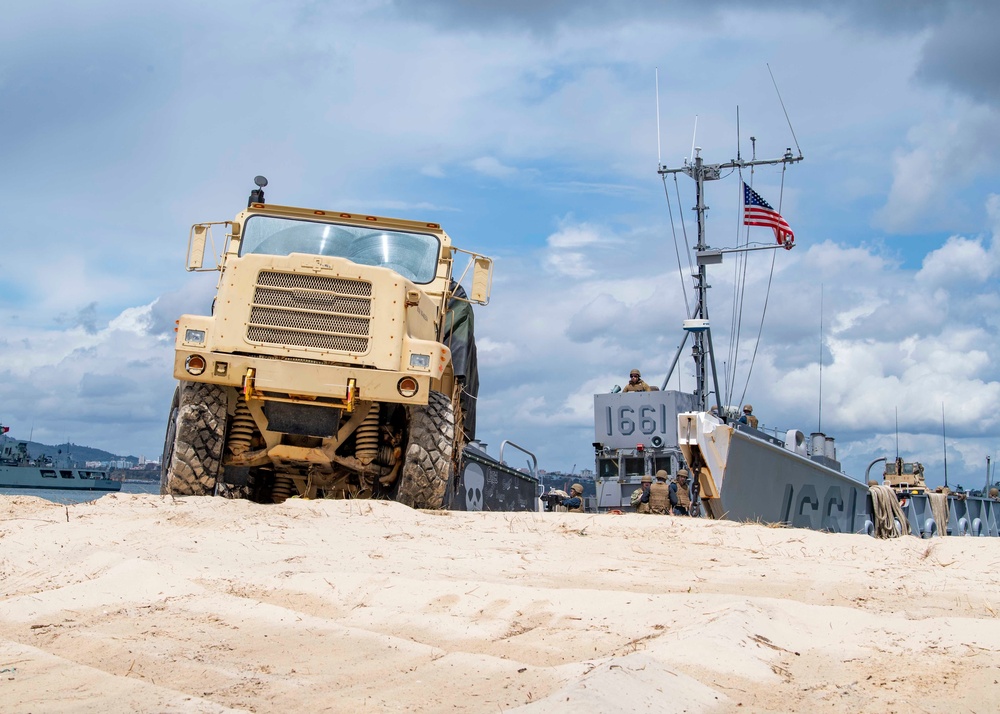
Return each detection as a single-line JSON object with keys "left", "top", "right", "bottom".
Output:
{"left": 743, "top": 182, "right": 794, "bottom": 249}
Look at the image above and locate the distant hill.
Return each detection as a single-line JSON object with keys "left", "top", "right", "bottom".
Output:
{"left": 6, "top": 437, "right": 138, "bottom": 465}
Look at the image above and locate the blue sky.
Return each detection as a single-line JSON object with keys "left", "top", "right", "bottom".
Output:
{"left": 2, "top": 0, "right": 998, "bottom": 489}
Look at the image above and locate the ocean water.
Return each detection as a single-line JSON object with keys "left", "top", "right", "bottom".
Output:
{"left": 0, "top": 480, "right": 160, "bottom": 504}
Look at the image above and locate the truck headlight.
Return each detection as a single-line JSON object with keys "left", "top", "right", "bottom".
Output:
{"left": 184, "top": 329, "right": 206, "bottom": 346}
{"left": 409, "top": 353, "right": 431, "bottom": 370}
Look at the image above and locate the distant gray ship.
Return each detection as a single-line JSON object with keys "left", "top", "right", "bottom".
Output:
{"left": 0, "top": 428, "right": 121, "bottom": 492}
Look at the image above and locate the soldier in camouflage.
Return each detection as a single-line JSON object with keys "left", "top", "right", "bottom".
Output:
{"left": 631, "top": 474, "right": 652, "bottom": 513}
{"left": 670, "top": 469, "right": 692, "bottom": 516}
{"left": 561, "top": 483, "right": 586, "bottom": 513}
{"left": 649, "top": 470, "right": 671, "bottom": 514}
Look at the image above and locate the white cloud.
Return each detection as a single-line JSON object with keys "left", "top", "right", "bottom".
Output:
{"left": 475, "top": 336, "right": 519, "bottom": 367}
{"left": 547, "top": 222, "right": 602, "bottom": 248}
{"left": 0, "top": 301, "right": 175, "bottom": 458}
{"left": 916, "top": 234, "right": 998, "bottom": 287}
{"left": 469, "top": 156, "right": 518, "bottom": 178}
{"left": 108, "top": 304, "right": 154, "bottom": 334}
{"left": 876, "top": 104, "right": 1000, "bottom": 233}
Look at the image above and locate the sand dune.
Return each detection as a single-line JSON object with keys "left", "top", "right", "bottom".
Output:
{"left": 1, "top": 494, "right": 998, "bottom": 713}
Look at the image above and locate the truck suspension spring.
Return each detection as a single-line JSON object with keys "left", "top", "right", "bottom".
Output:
{"left": 377, "top": 444, "right": 396, "bottom": 466}
{"left": 229, "top": 396, "right": 255, "bottom": 456}
{"left": 356, "top": 405, "right": 380, "bottom": 465}
{"left": 272, "top": 476, "right": 295, "bottom": 503}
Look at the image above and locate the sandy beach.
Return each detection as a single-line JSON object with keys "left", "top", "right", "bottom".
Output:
{"left": 1, "top": 493, "right": 998, "bottom": 713}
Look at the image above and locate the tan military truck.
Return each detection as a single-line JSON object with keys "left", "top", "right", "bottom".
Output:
{"left": 882, "top": 457, "right": 928, "bottom": 496}
{"left": 160, "top": 177, "right": 492, "bottom": 509}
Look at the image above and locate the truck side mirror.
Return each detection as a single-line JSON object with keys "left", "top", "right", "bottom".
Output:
{"left": 470, "top": 256, "right": 493, "bottom": 304}
{"left": 187, "top": 224, "right": 208, "bottom": 271}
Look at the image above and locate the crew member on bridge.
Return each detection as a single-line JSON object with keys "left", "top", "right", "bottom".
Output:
{"left": 561, "top": 483, "right": 586, "bottom": 513}
{"left": 623, "top": 369, "right": 652, "bottom": 392}
{"left": 649, "top": 470, "right": 671, "bottom": 514}
{"left": 739, "top": 404, "right": 759, "bottom": 428}
{"left": 670, "top": 469, "right": 693, "bottom": 516}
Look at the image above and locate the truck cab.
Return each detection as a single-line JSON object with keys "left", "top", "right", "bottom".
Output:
{"left": 161, "top": 178, "right": 493, "bottom": 509}
{"left": 883, "top": 458, "right": 927, "bottom": 495}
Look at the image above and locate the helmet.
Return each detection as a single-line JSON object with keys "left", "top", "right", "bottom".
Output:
{"left": 630, "top": 369, "right": 640, "bottom": 377}
{"left": 641, "top": 474, "right": 653, "bottom": 483}
{"left": 655, "top": 470, "right": 668, "bottom": 481}
{"left": 743, "top": 404, "right": 753, "bottom": 412}
{"left": 676, "top": 469, "right": 689, "bottom": 480}
{"left": 571, "top": 483, "right": 583, "bottom": 494}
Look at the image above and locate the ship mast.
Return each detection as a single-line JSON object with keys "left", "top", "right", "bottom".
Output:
{"left": 658, "top": 146, "right": 802, "bottom": 412}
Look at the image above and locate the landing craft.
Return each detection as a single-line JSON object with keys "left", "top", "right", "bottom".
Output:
{"left": 593, "top": 140, "right": 1000, "bottom": 537}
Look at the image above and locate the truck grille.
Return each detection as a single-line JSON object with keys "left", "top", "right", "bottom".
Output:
{"left": 247, "top": 271, "right": 373, "bottom": 352}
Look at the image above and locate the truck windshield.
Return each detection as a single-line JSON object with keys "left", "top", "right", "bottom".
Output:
{"left": 240, "top": 215, "right": 441, "bottom": 284}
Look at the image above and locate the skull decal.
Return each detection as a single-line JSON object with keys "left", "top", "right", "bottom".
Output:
{"left": 464, "top": 462, "right": 484, "bottom": 511}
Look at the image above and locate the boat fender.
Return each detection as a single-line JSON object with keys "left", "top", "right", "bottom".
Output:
{"left": 863, "top": 520, "right": 875, "bottom": 537}
{"left": 923, "top": 518, "right": 937, "bottom": 538}
{"left": 894, "top": 518, "right": 903, "bottom": 537}
{"left": 971, "top": 518, "right": 983, "bottom": 537}
{"left": 958, "top": 517, "right": 970, "bottom": 536}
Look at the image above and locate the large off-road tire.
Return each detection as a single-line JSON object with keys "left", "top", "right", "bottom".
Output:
{"left": 160, "top": 381, "right": 228, "bottom": 496}
{"left": 396, "top": 390, "right": 455, "bottom": 509}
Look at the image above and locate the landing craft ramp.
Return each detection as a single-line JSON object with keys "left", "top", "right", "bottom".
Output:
{"left": 447, "top": 443, "right": 539, "bottom": 512}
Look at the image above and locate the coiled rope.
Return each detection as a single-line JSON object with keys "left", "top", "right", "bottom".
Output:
{"left": 927, "top": 492, "right": 949, "bottom": 536}
{"left": 869, "top": 485, "right": 910, "bottom": 539}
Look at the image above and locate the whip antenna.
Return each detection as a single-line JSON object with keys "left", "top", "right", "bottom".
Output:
{"left": 894, "top": 407, "right": 899, "bottom": 461}
{"left": 689, "top": 115, "right": 698, "bottom": 164}
{"left": 818, "top": 285, "right": 824, "bottom": 433}
{"left": 655, "top": 68, "right": 662, "bottom": 165}
{"left": 942, "top": 403, "right": 949, "bottom": 489}
{"left": 767, "top": 63, "right": 802, "bottom": 158}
